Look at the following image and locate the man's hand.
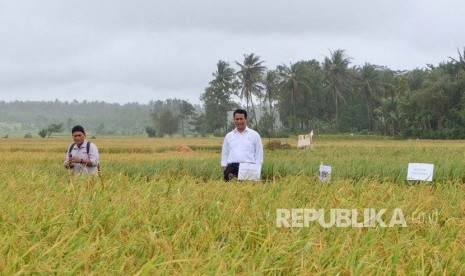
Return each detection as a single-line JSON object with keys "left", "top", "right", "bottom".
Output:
{"left": 70, "top": 157, "right": 82, "bottom": 164}
{"left": 64, "top": 161, "right": 73, "bottom": 169}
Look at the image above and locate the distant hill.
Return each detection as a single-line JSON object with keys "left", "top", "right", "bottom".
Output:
{"left": 0, "top": 100, "right": 153, "bottom": 136}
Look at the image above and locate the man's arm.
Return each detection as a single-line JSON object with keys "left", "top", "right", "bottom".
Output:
{"left": 255, "top": 134, "right": 264, "bottom": 165}
{"left": 64, "top": 150, "right": 73, "bottom": 169}
{"left": 221, "top": 135, "right": 229, "bottom": 168}
{"left": 86, "top": 143, "right": 99, "bottom": 167}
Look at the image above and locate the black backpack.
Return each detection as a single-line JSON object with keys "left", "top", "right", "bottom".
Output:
{"left": 68, "top": 141, "right": 100, "bottom": 173}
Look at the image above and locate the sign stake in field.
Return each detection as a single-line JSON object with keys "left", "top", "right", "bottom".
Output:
{"left": 319, "top": 162, "right": 332, "bottom": 184}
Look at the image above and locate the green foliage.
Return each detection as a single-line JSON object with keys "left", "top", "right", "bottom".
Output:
{"left": 47, "top": 123, "right": 64, "bottom": 138}
{"left": 198, "top": 47, "right": 465, "bottom": 139}
{"left": 179, "top": 100, "right": 196, "bottom": 137}
{"left": 145, "top": 126, "right": 156, "bottom": 137}
{"left": 150, "top": 99, "right": 199, "bottom": 137}
{"left": 0, "top": 100, "right": 155, "bottom": 135}
{"left": 257, "top": 111, "right": 276, "bottom": 138}
{"left": 235, "top": 53, "right": 266, "bottom": 126}
{"left": 95, "top": 122, "right": 106, "bottom": 135}
{"left": 37, "top": 123, "right": 64, "bottom": 138}
{"left": 189, "top": 113, "right": 208, "bottom": 137}
{"left": 323, "top": 49, "right": 353, "bottom": 125}
{"left": 151, "top": 110, "right": 177, "bottom": 137}
{"left": 277, "top": 62, "right": 311, "bottom": 131}
{"left": 200, "top": 60, "right": 238, "bottom": 134}
{"left": 277, "top": 60, "right": 324, "bottom": 132}
{"left": 38, "top": 128, "right": 47, "bottom": 138}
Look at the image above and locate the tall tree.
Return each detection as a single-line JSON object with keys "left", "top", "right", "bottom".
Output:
{"left": 261, "top": 70, "right": 280, "bottom": 136}
{"left": 179, "top": 100, "right": 196, "bottom": 137}
{"left": 189, "top": 112, "right": 207, "bottom": 137}
{"left": 150, "top": 99, "right": 181, "bottom": 137}
{"left": 374, "top": 97, "right": 406, "bottom": 137}
{"left": 323, "top": 49, "right": 352, "bottom": 127}
{"left": 214, "top": 60, "right": 239, "bottom": 91}
{"left": 235, "top": 53, "right": 266, "bottom": 126}
{"left": 263, "top": 70, "right": 279, "bottom": 114}
{"left": 277, "top": 62, "right": 311, "bottom": 131}
{"left": 355, "top": 63, "right": 383, "bottom": 131}
{"left": 200, "top": 60, "right": 238, "bottom": 134}
{"left": 159, "top": 109, "right": 178, "bottom": 137}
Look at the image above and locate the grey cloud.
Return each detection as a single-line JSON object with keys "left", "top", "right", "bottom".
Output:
{"left": 0, "top": 0, "right": 464, "bottom": 104}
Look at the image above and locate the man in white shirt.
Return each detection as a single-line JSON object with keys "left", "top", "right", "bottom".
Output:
{"left": 221, "top": 109, "right": 263, "bottom": 181}
{"left": 64, "top": 125, "right": 100, "bottom": 176}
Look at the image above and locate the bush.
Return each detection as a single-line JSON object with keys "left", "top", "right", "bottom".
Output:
{"left": 145, "top": 126, "right": 157, "bottom": 138}
{"left": 38, "top": 129, "right": 47, "bottom": 138}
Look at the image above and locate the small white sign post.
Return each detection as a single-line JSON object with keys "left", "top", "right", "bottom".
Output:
{"left": 319, "top": 164, "right": 332, "bottom": 184}
{"left": 238, "top": 163, "right": 262, "bottom": 181}
{"left": 407, "top": 163, "right": 434, "bottom": 182}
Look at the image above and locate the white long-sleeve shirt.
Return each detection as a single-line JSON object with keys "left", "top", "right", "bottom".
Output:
{"left": 221, "top": 127, "right": 263, "bottom": 167}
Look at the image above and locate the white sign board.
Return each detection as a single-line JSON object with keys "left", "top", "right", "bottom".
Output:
{"left": 238, "top": 163, "right": 262, "bottom": 181}
{"left": 297, "top": 135, "right": 311, "bottom": 148}
{"left": 319, "top": 165, "right": 332, "bottom": 183}
{"left": 407, "top": 163, "right": 434, "bottom": 182}
{"left": 297, "top": 131, "right": 314, "bottom": 149}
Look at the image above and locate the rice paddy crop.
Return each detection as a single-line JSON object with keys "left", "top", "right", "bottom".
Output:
{"left": 1, "top": 137, "right": 464, "bottom": 274}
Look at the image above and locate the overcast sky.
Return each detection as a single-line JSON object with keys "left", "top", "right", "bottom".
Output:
{"left": 1, "top": 0, "right": 464, "bottom": 105}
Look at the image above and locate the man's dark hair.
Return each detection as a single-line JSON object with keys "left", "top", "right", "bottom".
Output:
{"left": 233, "top": 109, "right": 247, "bottom": 119}
{"left": 71, "top": 125, "right": 85, "bottom": 134}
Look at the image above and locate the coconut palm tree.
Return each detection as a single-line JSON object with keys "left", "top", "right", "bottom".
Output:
{"left": 236, "top": 53, "right": 266, "bottom": 126}
{"left": 323, "top": 49, "right": 352, "bottom": 126}
{"left": 276, "top": 62, "right": 311, "bottom": 131}
{"left": 263, "top": 70, "right": 279, "bottom": 114}
{"left": 355, "top": 63, "right": 383, "bottom": 131}
{"left": 449, "top": 47, "right": 465, "bottom": 71}
{"left": 213, "top": 60, "right": 238, "bottom": 93}
{"left": 262, "top": 70, "right": 280, "bottom": 137}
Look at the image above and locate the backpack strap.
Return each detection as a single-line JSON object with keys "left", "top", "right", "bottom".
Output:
{"left": 68, "top": 143, "right": 76, "bottom": 156}
{"left": 86, "top": 141, "right": 100, "bottom": 172}
{"left": 68, "top": 142, "right": 91, "bottom": 155}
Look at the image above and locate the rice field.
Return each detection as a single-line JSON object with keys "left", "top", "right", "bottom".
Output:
{"left": 1, "top": 137, "right": 465, "bottom": 274}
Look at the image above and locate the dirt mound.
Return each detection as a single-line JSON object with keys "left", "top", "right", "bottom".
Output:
{"left": 265, "top": 140, "right": 291, "bottom": 150}
{"left": 177, "top": 145, "right": 194, "bottom": 153}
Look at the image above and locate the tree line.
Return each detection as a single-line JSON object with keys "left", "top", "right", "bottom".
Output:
{"left": 200, "top": 48, "right": 465, "bottom": 139}
{"left": 0, "top": 100, "right": 153, "bottom": 136}
{"left": 0, "top": 99, "right": 203, "bottom": 137}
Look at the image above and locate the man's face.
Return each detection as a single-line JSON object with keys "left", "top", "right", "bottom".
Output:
{"left": 234, "top": 113, "right": 247, "bottom": 131}
{"left": 72, "top": 131, "right": 85, "bottom": 145}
